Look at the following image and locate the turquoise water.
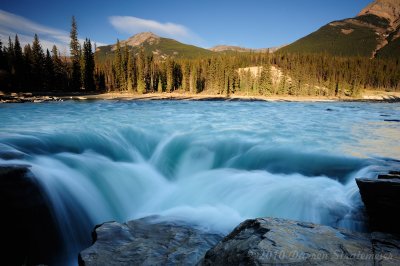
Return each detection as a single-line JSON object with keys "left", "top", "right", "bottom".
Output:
{"left": 1, "top": 100, "right": 399, "bottom": 263}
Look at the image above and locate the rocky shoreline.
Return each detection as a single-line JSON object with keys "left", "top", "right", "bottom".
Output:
{"left": 1, "top": 91, "right": 400, "bottom": 103}
{"left": 0, "top": 93, "right": 64, "bottom": 103}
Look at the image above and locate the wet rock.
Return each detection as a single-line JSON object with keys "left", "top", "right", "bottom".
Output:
{"left": 0, "top": 165, "right": 62, "bottom": 265}
{"left": 384, "top": 119, "right": 400, "bottom": 122}
{"left": 79, "top": 216, "right": 224, "bottom": 266}
{"left": 371, "top": 232, "right": 400, "bottom": 266}
{"left": 356, "top": 172, "right": 400, "bottom": 233}
{"left": 200, "top": 217, "right": 400, "bottom": 265}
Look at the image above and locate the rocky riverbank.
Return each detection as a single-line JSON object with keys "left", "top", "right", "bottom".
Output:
{"left": 79, "top": 216, "right": 400, "bottom": 266}
{"left": 1, "top": 90, "right": 400, "bottom": 103}
{"left": 0, "top": 92, "right": 64, "bottom": 103}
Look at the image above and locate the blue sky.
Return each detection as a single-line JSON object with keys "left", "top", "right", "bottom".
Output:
{"left": 1, "top": 0, "right": 372, "bottom": 51}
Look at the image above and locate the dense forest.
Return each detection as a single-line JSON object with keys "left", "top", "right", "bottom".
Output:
{"left": 98, "top": 49, "right": 400, "bottom": 97}
{"left": 1, "top": 18, "right": 399, "bottom": 96}
{"left": 0, "top": 17, "right": 104, "bottom": 93}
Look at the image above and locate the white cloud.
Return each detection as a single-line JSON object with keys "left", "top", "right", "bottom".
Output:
{"left": 109, "top": 16, "right": 204, "bottom": 46}
{"left": 0, "top": 9, "right": 106, "bottom": 54}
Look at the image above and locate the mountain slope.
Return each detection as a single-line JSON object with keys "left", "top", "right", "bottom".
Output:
{"left": 96, "top": 32, "right": 213, "bottom": 61}
{"left": 209, "top": 45, "right": 285, "bottom": 53}
{"left": 279, "top": 0, "right": 400, "bottom": 58}
{"left": 209, "top": 45, "right": 255, "bottom": 53}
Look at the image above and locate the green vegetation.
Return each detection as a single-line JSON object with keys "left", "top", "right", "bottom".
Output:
{"left": 95, "top": 37, "right": 212, "bottom": 64}
{"left": 1, "top": 17, "right": 399, "bottom": 96}
{"left": 96, "top": 48, "right": 399, "bottom": 96}
{"left": 377, "top": 33, "right": 400, "bottom": 59}
{"left": 0, "top": 17, "right": 104, "bottom": 92}
{"left": 278, "top": 14, "right": 400, "bottom": 60}
{"left": 70, "top": 16, "right": 81, "bottom": 91}
{"left": 355, "top": 14, "right": 390, "bottom": 28}
{"left": 279, "top": 23, "right": 378, "bottom": 57}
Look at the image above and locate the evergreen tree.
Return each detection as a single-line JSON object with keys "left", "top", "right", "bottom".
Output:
{"left": 43, "top": 49, "right": 55, "bottom": 90}
{"left": 166, "top": 58, "right": 174, "bottom": 92}
{"left": 70, "top": 16, "right": 81, "bottom": 91}
{"left": 31, "top": 34, "right": 45, "bottom": 90}
{"left": 181, "top": 62, "right": 190, "bottom": 91}
{"left": 136, "top": 49, "right": 146, "bottom": 94}
{"left": 114, "top": 39, "right": 122, "bottom": 90}
{"left": 23, "top": 44, "right": 33, "bottom": 91}
{"left": 0, "top": 39, "right": 9, "bottom": 89}
{"left": 189, "top": 64, "right": 198, "bottom": 93}
{"left": 83, "top": 39, "right": 95, "bottom": 91}
{"left": 258, "top": 62, "right": 273, "bottom": 95}
{"left": 126, "top": 50, "right": 134, "bottom": 92}
{"left": 51, "top": 45, "right": 66, "bottom": 91}
{"left": 13, "top": 35, "right": 24, "bottom": 90}
{"left": 157, "top": 78, "right": 163, "bottom": 93}
{"left": 0, "top": 39, "right": 5, "bottom": 70}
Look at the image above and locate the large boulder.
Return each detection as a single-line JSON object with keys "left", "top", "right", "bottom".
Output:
{"left": 79, "top": 216, "right": 224, "bottom": 266}
{"left": 356, "top": 171, "right": 400, "bottom": 233}
{"left": 200, "top": 217, "right": 400, "bottom": 265}
{"left": 0, "top": 165, "right": 62, "bottom": 265}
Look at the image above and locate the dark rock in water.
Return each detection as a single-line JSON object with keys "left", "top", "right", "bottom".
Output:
{"left": 0, "top": 165, "right": 62, "bottom": 265}
{"left": 79, "top": 216, "right": 224, "bottom": 266}
{"left": 356, "top": 173, "right": 400, "bottom": 234}
{"left": 200, "top": 217, "right": 400, "bottom": 265}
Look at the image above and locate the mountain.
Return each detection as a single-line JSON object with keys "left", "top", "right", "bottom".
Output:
{"left": 209, "top": 45, "right": 286, "bottom": 53}
{"left": 279, "top": 0, "right": 400, "bottom": 58}
{"left": 209, "top": 45, "right": 254, "bottom": 53}
{"left": 96, "top": 32, "right": 213, "bottom": 61}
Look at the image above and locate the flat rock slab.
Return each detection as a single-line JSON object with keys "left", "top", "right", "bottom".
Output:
{"left": 79, "top": 216, "right": 224, "bottom": 266}
{"left": 200, "top": 217, "right": 400, "bottom": 266}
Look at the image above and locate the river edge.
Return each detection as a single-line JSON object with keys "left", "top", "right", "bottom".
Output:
{"left": 1, "top": 90, "right": 400, "bottom": 103}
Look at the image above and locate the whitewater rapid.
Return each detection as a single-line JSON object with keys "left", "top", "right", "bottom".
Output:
{"left": 1, "top": 100, "right": 399, "bottom": 264}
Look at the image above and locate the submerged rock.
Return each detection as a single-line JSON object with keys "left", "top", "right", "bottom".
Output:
{"left": 200, "top": 217, "right": 400, "bottom": 265}
{"left": 79, "top": 216, "right": 224, "bottom": 266}
{"left": 356, "top": 172, "right": 400, "bottom": 233}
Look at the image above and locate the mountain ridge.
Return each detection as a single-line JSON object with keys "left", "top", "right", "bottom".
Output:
{"left": 279, "top": 0, "right": 400, "bottom": 58}
{"left": 96, "top": 32, "right": 212, "bottom": 60}
{"left": 209, "top": 45, "right": 285, "bottom": 53}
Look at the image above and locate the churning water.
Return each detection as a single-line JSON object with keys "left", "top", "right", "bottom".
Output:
{"left": 1, "top": 100, "right": 399, "bottom": 264}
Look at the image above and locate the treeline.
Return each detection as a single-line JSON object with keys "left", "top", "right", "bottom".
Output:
{"left": 97, "top": 49, "right": 400, "bottom": 97}
{"left": 0, "top": 17, "right": 105, "bottom": 93}
{"left": 1, "top": 20, "right": 399, "bottom": 96}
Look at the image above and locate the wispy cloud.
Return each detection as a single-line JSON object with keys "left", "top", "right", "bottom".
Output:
{"left": 0, "top": 9, "right": 106, "bottom": 54}
{"left": 109, "top": 16, "right": 205, "bottom": 46}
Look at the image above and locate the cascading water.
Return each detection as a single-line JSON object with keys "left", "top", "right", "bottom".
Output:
{"left": 1, "top": 100, "right": 399, "bottom": 265}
